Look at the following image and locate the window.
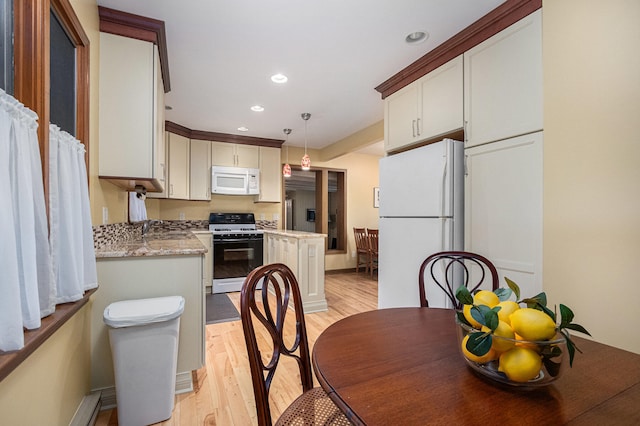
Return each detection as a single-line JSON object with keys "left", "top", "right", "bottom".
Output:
{"left": 284, "top": 167, "right": 347, "bottom": 252}
{"left": 50, "top": 9, "right": 77, "bottom": 136}
{"left": 0, "top": 0, "right": 12, "bottom": 93}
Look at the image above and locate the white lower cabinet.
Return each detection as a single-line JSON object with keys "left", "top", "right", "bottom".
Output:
{"left": 464, "top": 131, "right": 543, "bottom": 298}
{"left": 194, "top": 232, "right": 213, "bottom": 293}
{"left": 264, "top": 231, "right": 327, "bottom": 313}
{"left": 92, "top": 255, "right": 206, "bottom": 394}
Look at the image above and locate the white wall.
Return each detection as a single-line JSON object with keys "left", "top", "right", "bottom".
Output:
{"left": 543, "top": 0, "right": 640, "bottom": 354}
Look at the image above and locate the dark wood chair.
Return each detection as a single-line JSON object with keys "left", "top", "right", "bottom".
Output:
{"left": 240, "top": 263, "right": 351, "bottom": 426}
{"left": 366, "top": 228, "right": 379, "bottom": 278}
{"left": 353, "top": 227, "right": 369, "bottom": 274}
{"left": 418, "top": 251, "right": 499, "bottom": 310}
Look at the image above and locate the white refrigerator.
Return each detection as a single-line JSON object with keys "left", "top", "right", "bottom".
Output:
{"left": 378, "top": 139, "right": 464, "bottom": 309}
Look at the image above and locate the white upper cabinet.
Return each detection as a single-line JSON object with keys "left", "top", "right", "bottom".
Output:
{"left": 255, "top": 146, "right": 282, "bottom": 203}
{"left": 385, "top": 55, "right": 463, "bottom": 152}
{"left": 167, "top": 132, "right": 190, "bottom": 199}
{"left": 464, "top": 10, "right": 542, "bottom": 147}
{"left": 211, "top": 142, "right": 259, "bottom": 168}
{"left": 189, "top": 139, "right": 212, "bottom": 201}
{"left": 98, "top": 32, "right": 164, "bottom": 190}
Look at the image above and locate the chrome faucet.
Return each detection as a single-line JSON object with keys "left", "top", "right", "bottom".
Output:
{"left": 141, "top": 219, "right": 163, "bottom": 236}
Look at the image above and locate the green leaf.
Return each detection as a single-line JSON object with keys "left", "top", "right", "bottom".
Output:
{"left": 559, "top": 304, "right": 574, "bottom": 328}
{"left": 471, "top": 305, "right": 493, "bottom": 327}
{"left": 543, "top": 357, "right": 563, "bottom": 377}
{"left": 564, "top": 323, "right": 592, "bottom": 336}
{"left": 456, "top": 310, "right": 471, "bottom": 326}
{"left": 494, "top": 287, "right": 513, "bottom": 301}
{"left": 561, "top": 330, "right": 583, "bottom": 367}
{"left": 456, "top": 286, "right": 474, "bottom": 305}
{"left": 522, "top": 292, "right": 548, "bottom": 307}
{"left": 467, "top": 331, "right": 492, "bottom": 357}
{"left": 484, "top": 309, "right": 499, "bottom": 331}
{"left": 504, "top": 277, "right": 521, "bottom": 300}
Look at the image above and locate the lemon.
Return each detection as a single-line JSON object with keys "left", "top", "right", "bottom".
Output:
{"left": 463, "top": 304, "right": 482, "bottom": 329}
{"left": 461, "top": 335, "right": 497, "bottom": 363}
{"left": 498, "top": 347, "right": 542, "bottom": 382}
{"left": 509, "top": 308, "right": 557, "bottom": 341}
{"left": 496, "top": 301, "right": 520, "bottom": 325}
{"left": 482, "top": 320, "right": 516, "bottom": 353}
{"left": 473, "top": 290, "right": 500, "bottom": 308}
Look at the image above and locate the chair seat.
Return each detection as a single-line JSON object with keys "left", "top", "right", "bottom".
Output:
{"left": 275, "top": 387, "right": 352, "bottom": 426}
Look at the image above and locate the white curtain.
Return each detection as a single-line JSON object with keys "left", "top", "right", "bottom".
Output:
{"left": 0, "top": 88, "right": 98, "bottom": 352}
{"left": 0, "top": 89, "right": 52, "bottom": 351}
{"left": 49, "top": 124, "right": 97, "bottom": 303}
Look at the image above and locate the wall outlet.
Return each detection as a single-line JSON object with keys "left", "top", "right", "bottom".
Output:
{"left": 179, "top": 212, "right": 185, "bottom": 220}
{"left": 273, "top": 213, "right": 280, "bottom": 221}
{"left": 351, "top": 250, "right": 356, "bottom": 258}
{"left": 102, "top": 207, "right": 108, "bottom": 224}
{"left": 260, "top": 213, "right": 266, "bottom": 220}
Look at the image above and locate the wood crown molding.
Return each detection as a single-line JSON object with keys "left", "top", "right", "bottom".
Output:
{"left": 375, "top": 0, "right": 542, "bottom": 99}
{"left": 165, "top": 121, "right": 284, "bottom": 148}
{"left": 98, "top": 6, "right": 171, "bottom": 93}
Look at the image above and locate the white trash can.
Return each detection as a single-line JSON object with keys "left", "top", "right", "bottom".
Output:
{"left": 104, "top": 296, "right": 185, "bottom": 426}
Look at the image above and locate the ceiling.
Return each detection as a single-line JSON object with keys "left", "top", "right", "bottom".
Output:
{"left": 96, "top": 0, "right": 505, "bottom": 153}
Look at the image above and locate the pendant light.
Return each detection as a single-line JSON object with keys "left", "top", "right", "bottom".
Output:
{"left": 301, "top": 112, "right": 311, "bottom": 171}
{"left": 282, "top": 128, "right": 292, "bottom": 178}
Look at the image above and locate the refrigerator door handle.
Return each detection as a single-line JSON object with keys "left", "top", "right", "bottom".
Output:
{"left": 440, "top": 154, "right": 448, "bottom": 217}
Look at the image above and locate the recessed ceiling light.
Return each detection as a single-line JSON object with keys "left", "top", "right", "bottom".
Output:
{"left": 251, "top": 105, "right": 265, "bottom": 112}
{"left": 271, "top": 73, "right": 288, "bottom": 84}
{"left": 405, "top": 31, "right": 429, "bottom": 44}
{"left": 237, "top": 126, "right": 249, "bottom": 132}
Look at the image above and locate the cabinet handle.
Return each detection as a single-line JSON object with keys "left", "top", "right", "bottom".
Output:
{"left": 416, "top": 118, "right": 421, "bottom": 136}
{"left": 464, "top": 120, "right": 468, "bottom": 143}
{"left": 412, "top": 119, "right": 417, "bottom": 138}
{"left": 464, "top": 154, "right": 469, "bottom": 177}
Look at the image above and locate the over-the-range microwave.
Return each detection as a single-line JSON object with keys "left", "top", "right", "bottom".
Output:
{"left": 211, "top": 165, "right": 260, "bottom": 195}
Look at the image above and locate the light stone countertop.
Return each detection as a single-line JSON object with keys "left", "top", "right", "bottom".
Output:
{"left": 262, "top": 229, "right": 327, "bottom": 239}
{"left": 95, "top": 231, "right": 207, "bottom": 259}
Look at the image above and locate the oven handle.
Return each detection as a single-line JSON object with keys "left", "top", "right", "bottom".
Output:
{"left": 214, "top": 237, "right": 264, "bottom": 243}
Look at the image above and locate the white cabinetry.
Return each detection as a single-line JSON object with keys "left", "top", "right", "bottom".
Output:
{"left": 190, "top": 139, "right": 212, "bottom": 200}
{"left": 211, "top": 142, "right": 259, "bottom": 168}
{"left": 194, "top": 232, "right": 213, "bottom": 293}
{"left": 264, "top": 231, "right": 327, "bottom": 313}
{"left": 256, "top": 146, "right": 282, "bottom": 202}
{"left": 465, "top": 132, "right": 543, "bottom": 298}
{"left": 98, "top": 32, "right": 164, "bottom": 192}
{"left": 167, "top": 132, "right": 190, "bottom": 199}
{"left": 464, "top": 10, "right": 542, "bottom": 147}
{"left": 385, "top": 55, "right": 463, "bottom": 152}
{"left": 93, "top": 255, "right": 205, "bottom": 392}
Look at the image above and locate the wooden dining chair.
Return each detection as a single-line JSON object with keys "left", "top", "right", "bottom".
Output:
{"left": 418, "top": 251, "right": 499, "bottom": 310}
{"left": 353, "top": 227, "right": 370, "bottom": 274}
{"left": 366, "top": 228, "right": 379, "bottom": 278}
{"left": 240, "top": 263, "right": 351, "bottom": 426}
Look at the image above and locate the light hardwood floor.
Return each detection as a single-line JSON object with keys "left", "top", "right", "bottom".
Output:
{"left": 95, "top": 271, "right": 378, "bottom": 425}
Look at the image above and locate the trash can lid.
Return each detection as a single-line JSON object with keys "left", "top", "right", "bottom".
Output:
{"left": 103, "top": 296, "right": 185, "bottom": 328}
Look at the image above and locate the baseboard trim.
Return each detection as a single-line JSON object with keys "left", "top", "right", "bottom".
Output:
{"left": 70, "top": 391, "right": 102, "bottom": 426}
{"left": 97, "top": 371, "right": 194, "bottom": 411}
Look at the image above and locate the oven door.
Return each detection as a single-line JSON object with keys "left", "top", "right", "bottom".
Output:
{"left": 212, "top": 235, "right": 264, "bottom": 293}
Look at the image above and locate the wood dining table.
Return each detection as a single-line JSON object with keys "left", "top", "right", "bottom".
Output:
{"left": 312, "top": 308, "right": 640, "bottom": 425}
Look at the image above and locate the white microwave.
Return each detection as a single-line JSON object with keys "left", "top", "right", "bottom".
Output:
{"left": 211, "top": 166, "right": 260, "bottom": 195}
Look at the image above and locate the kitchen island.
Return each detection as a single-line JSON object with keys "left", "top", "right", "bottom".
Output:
{"left": 263, "top": 230, "right": 328, "bottom": 313}
{"left": 92, "top": 230, "right": 206, "bottom": 408}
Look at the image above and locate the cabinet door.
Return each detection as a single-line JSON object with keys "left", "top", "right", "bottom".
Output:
{"left": 256, "top": 147, "right": 282, "bottom": 202}
{"left": 189, "top": 139, "right": 212, "bottom": 200}
{"left": 419, "top": 55, "right": 463, "bottom": 140}
{"left": 194, "top": 233, "right": 213, "bottom": 292}
{"left": 236, "top": 144, "right": 259, "bottom": 168}
{"left": 211, "top": 141, "right": 236, "bottom": 167}
{"left": 168, "top": 133, "right": 190, "bottom": 199}
{"left": 464, "top": 132, "right": 542, "bottom": 299}
{"left": 99, "top": 33, "right": 155, "bottom": 178}
{"left": 464, "top": 10, "right": 542, "bottom": 147}
{"left": 153, "top": 46, "right": 165, "bottom": 186}
{"left": 147, "top": 131, "right": 168, "bottom": 199}
{"left": 384, "top": 83, "right": 419, "bottom": 152}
